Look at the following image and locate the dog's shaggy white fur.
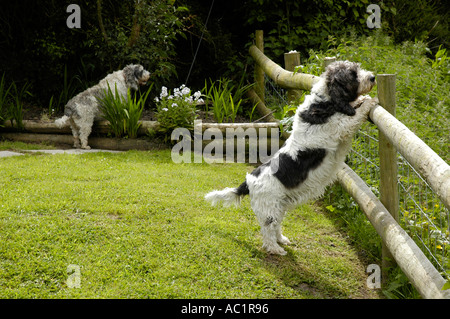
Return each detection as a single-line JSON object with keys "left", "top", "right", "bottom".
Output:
{"left": 205, "top": 61, "right": 378, "bottom": 255}
{"left": 55, "top": 64, "right": 150, "bottom": 149}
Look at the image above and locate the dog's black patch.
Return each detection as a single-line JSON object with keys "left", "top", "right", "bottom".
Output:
{"left": 299, "top": 93, "right": 358, "bottom": 124}
{"left": 134, "top": 68, "right": 144, "bottom": 79}
{"left": 250, "top": 161, "right": 270, "bottom": 177}
{"left": 235, "top": 181, "right": 249, "bottom": 196}
{"left": 265, "top": 216, "right": 276, "bottom": 226}
{"left": 271, "top": 148, "right": 327, "bottom": 189}
{"left": 299, "top": 100, "right": 355, "bottom": 124}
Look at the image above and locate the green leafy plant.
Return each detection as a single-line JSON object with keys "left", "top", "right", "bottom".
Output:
{"left": 154, "top": 85, "right": 202, "bottom": 138}
{"left": 431, "top": 45, "right": 448, "bottom": 70}
{"left": 278, "top": 104, "right": 299, "bottom": 133}
{"left": 97, "top": 83, "right": 152, "bottom": 138}
{"left": 0, "top": 73, "right": 32, "bottom": 129}
{"left": 202, "top": 78, "right": 254, "bottom": 123}
{"left": 7, "top": 81, "right": 32, "bottom": 130}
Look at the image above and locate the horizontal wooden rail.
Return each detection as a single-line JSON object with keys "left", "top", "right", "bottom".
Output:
{"left": 337, "top": 164, "right": 450, "bottom": 299}
{"left": 249, "top": 45, "right": 319, "bottom": 90}
{"left": 370, "top": 105, "right": 450, "bottom": 210}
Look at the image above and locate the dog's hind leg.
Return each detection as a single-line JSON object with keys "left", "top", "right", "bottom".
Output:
{"left": 76, "top": 118, "right": 94, "bottom": 150}
{"left": 258, "top": 213, "right": 288, "bottom": 256}
{"left": 69, "top": 118, "right": 81, "bottom": 149}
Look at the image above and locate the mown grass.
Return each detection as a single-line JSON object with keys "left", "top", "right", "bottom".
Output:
{"left": 0, "top": 146, "right": 380, "bottom": 298}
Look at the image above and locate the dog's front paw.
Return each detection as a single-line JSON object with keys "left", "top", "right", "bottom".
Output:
{"left": 351, "top": 95, "right": 371, "bottom": 109}
{"left": 358, "top": 96, "right": 379, "bottom": 112}
{"left": 263, "top": 243, "right": 287, "bottom": 256}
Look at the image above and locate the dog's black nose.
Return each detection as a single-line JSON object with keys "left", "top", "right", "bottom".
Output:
{"left": 370, "top": 76, "right": 376, "bottom": 83}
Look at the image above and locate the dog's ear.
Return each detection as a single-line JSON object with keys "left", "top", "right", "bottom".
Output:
{"left": 134, "top": 65, "right": 143, "bottom": 80}
{"left": 123, "top": 64, "right": 139, "bottom": 91}
{"left": 326, "top": 63, "right": 359, "bottom": 103}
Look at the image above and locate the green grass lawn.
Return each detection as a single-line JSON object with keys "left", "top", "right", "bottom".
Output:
{"left": 0, "top": 146, "right": 380, "bottom": 298}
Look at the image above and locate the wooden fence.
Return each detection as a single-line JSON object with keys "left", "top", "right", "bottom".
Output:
{"left": 249, "top": 30, "right": 450, "bottom": 299}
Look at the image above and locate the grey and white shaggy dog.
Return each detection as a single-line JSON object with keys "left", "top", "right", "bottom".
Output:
{"left": 205, "top": 61, "right": 377, "bottom": 255}
{"left": 55, "top": 64, "right": 150, "bottom": 149}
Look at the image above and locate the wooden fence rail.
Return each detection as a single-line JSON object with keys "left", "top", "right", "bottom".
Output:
{"left": 370, "top": 105, "right": 450, "bottom": 210}
{"left": 249, "top": 44, "right": 319, "bottom": 90}
{"left": 249, "top": 31, "right": 450, "bottom": 299}
{"left": 338, "top": 164, "right": 450, "bottom": 299}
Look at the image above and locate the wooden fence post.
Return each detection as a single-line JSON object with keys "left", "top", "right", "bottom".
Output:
{"left": 284, "top": 51, "right": 301, "bottom": 104}
{"left": 254, "top": 30, "right": 265, "bottom": 103}
{"left": 377, "top": 74, "right": 398, "bottom": 281}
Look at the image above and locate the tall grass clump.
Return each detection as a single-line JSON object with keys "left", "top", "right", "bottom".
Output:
{"left": 202, "top": 77, "right": 254, "bottom": 123}
{"left": 97, "top": 83, "right": 152, "bottom": 138}
{"left": 0, "top": 72, "right": 31, "bottom": 130}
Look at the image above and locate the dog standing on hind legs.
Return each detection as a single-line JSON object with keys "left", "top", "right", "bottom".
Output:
{"left": 55, "top": 64, "right": 150, "bottom": 149}
{"left": 205, "top": 61, "right": 378, "bottom": 255}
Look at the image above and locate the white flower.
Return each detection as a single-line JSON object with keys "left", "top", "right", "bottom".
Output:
{"left": 196, "top": 98, "right": 204, "bottom": 104}
{"left": 160, "top": 86, "right": 168, "bottom": 98}
{"left": 184, "top": 96, "right": 193, "bottom": 103}
{"left": 171, "top": 103, "right": 178, "bottom": 107}
{"left": 168, "top": 95, "right": 173, "bottom": 100}
{"left": 154, "top": 97, "right": 160, "bottom": 103}
{"left": 193, "top": 91, "right": 202, "bottom": 100}
{"left": 181, "top": 87, "right": 190, "bottom": 96}
{"left": 174, "top": 88, "right": 182, "bottom": 98}
{"left": 162, "top": 107, "right": 168, "bottom": 112}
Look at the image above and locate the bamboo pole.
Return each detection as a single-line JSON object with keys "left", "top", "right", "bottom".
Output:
{"left": 254, "top": 30, "right": 265, "bottom": 102}
{"left": 377, "top": 74, "right": 399, "bottom": 277}
{"left": 284, "top": 51, "right": 302, "bottom": 104}
{"left": 249, "top": 45, "right": 320, "bottom": 90}
{"left": 247, "top": 89, "right": 277, "bottom": 123}
{"left": 247, "top": 89, "right": 290, "bottom": 140}
{"left": 337, "top": 164, "right": 450, "bottom": 299}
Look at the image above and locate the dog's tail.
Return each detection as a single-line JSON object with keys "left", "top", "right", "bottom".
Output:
{"left": 55, "top": 115, "right": 70, "bottom": 128}
{"left": 205, "top": 181, "right": 249, "bottom": 207}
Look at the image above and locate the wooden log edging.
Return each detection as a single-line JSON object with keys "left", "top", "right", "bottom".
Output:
{"left": 337, "top": 163, "right": 450, "bottom": 299}
{"left": 1, "top": 120, "right": 284, "bottom": 153}
{"left": 370, "top": 105, "right": 450, "bottom": 210}
{"left": 249, "top": 45, "right": 320, "bottom": 90}
{"left": 0, "top": 120, "right": 160, "bottom": 136}
{"left": 0, "top": 132, "right": 167, "bottom": 151}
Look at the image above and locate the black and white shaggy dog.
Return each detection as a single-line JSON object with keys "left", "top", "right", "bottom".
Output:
{"left": 55, "top": 64, "right": 150, "bottom": 149}
{"left": 205, "top": 61, "right": 377, "bottom": 255}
